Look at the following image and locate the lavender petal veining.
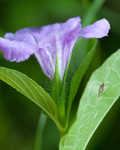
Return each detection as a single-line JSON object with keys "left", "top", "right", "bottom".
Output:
{"left": 0, "top": 17, "right": 110, "bottom": 80}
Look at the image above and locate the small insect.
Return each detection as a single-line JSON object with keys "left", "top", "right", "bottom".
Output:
{"left": 98, "top": 83, "right": 104, "bottom": 96}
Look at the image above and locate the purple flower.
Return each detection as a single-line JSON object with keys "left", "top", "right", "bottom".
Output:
{"left": 0, "top": 17, "right": 110, "bottom": 80}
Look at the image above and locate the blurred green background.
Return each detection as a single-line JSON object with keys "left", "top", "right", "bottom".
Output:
{"left": 0, "top": 0, "right": 120, "bottom": 150}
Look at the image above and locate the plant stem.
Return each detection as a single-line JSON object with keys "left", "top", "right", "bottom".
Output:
{"left": 34, "top": 113, "right": 47, "bottom": 150}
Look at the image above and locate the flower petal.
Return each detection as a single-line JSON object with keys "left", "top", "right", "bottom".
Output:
{"left": 79, "top": 19, "right": 110, "bottom": 39}
{"left": 0, "top": 17, "right": 110, "bottom": 80}
{"left": 33, "top": 17, "right": 81, "bottom": 79}
{"left": 35, "top": 48, "right": 55, "bottom": 79}
{"left": 0, "top": 37, "right": 37, "bottom": 62}
{"left": 0, "top": 28, "right": 38, "bottom": 62}
{"left": 5, "top": 30, "right": 37, "bottom": 45}
{"left": 60, "top": 17, "right": 81, "bottom": 78}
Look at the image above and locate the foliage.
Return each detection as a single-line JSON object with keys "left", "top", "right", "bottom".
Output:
{"left": 0, "top": 0, "right": 120, "bottom": 150}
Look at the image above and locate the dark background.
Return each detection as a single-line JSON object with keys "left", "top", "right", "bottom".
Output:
{"left": 0, "top": 0, "right": 120, "bottom": 149}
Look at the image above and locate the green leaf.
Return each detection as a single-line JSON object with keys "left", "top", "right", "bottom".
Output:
{"left": 67, "top": 39, "right": 97, "bottom": 118}
{"left": 0, "top": 67, "right": 61, "bottom": 130}
{"left": 60, "top": 49, "right": 120, "bottom": 150}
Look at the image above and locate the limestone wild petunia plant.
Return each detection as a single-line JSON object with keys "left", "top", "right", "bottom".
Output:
{"left": 0, "top": 17, "right": 110, "bottom": 135}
